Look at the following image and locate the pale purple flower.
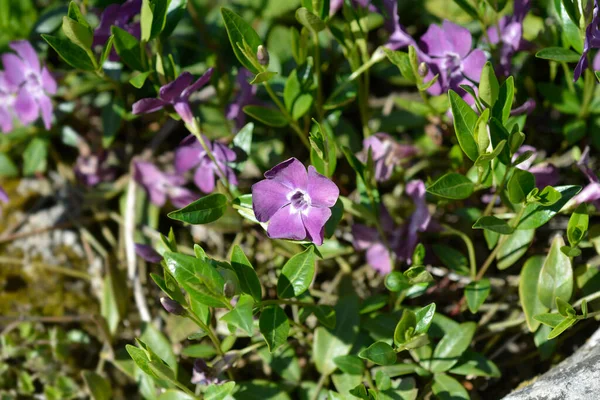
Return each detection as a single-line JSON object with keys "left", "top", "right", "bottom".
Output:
{"left": 0, "top": 186, "right": 8, "bottom": 203}
{"left": 252, "top": 158, "right": 339, "bottom": 245}
{"left": 226, "top": 69, "right": 258, "bottom": 130}
{"left": 1, "top": 41, "right": 57, "bottom": 130}
{"left": 574, "top": 0, "right": 600, "bottom": 82}
{"left": 160, "top": 297, "right": 185, "bottom": 315}
{"left": 419, "top": 20, "right": 487, "bottom": 96}
{"left": 486, "top": 0, "right": 531, "bottom": 75}
{"left": 75, "top": 152, "right": 115, "bottom": 186}
{"left": 512, "top": 145, "right": 559, "bottom": 189}
{"left": 382, "top": 0, "right": 418, "bottom": 50}
{"left": 135, "top": 243, "right": 162, "bottom": 263}
{"left": 330, "top": 0, "right": 375, "bottom": 15}
{"left": 132, "top": 69, "right": 214, "bottom": 124}
{"left": 0, "top": 72, "right": 17, "bottom": 133}
{"left": 352, "top": 180, "right": 431, "bottom": 274}
{"left": 572, "top": 146, "right": 600, "bottom": 207}
{"left": 134, "top": 161, "right": 198, "bottom": 208}
{"left": 191, "top": 359, "right": 220, "bottom": 385}
{"left": 357, "top": 133, "right": 418, "bottom": 182}
{"left": 510, "top": 99, "right": 536, "bottom": 116}
{"left": 175, "top": 135, "right": 238, "bottom": 193}
{"left": 94, "top": 0, "right": 141, "bottom": 61}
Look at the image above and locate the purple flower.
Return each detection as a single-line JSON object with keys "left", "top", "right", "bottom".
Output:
{"left": 357, "top": 133, "right": 418, "bottom": 182}
{"left": 510, "top": 99, "right": 536, "bottom": 116}
{"left": 486, "top": 0, "right": 531, "bottom": 75}
{"left": 135, "top": 243, "right": 163, "bottom": 263}
{"left": 1, "top": 41, "right": 57, "bottom": 130}
{"left": 191, "top": 359, "right": 220, "bottom": 386}
{"left": 352, "top": 180, "right": 431, "bottom": 274}
{"left": 512, "top": 145, "right": 560, "bottom": 189}
{"left": 252, "top": 158, "right": 339, "bottom": 245}
{"left": 382, "top": 0, "right": 418, "bottom": 50}
{"left": 226, "top": 69, "right": 258, "bottom": 130}
{"left": 0, "top": 186, "right": 8, "bottom": 203}
{"left": 94, "top": 0, "right": 141, "bottom": 61}
{"left": 75, "top": 151, "right": 115, "bottom": 186}
{"left": 132, "top": 69, "right": 214, "bottom": 124}
{"left": 0, "top": 72, "right": 17, "bottom": 133}
{"left": 330, "top": 0, "right": 375, "bottom": 15}
{"left": 160, "top": 297, "right": 185, "bottom": 315}
{"left": 572, "top": 146, "right": 600, "bottom": 207}
{"left": 134, "top": 161, "right": 198, "bottom": 208}
{"left": 419, "top": 20, "right": 487, "bottom": 96}
{"left": 574, "top": 0, "right": 600, "bottom": 82}
{"left": 175, "top": 135, "right": 238, "bottom": 193}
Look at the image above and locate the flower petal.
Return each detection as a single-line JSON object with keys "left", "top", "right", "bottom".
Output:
{"left": 352, "top": 224, "right": 379, "bottom": 250}
{"left": 406, "top": 180, "right": 430, "bottom": 232}
{"left": 174, "top": 101, "right": 194, "bottom": 124}
{"left": 307, "top": 166, "right": 339, "bottom": 208}
{"left": 2, "top": 53, "right": 26, "bottom": 86}
{"left": 181, "top": 68, "right": 214, "bottom": 98}
{"left": 252, "top": 179, "right": 291, "bottom": 222}
{"left": 366, "top": 243, "right": 393, "bottom": 274}
{"left": 194, "top": 162, "right": 216, "bottom": 193}
{"left": 37, "top": 94, "right": 53, "bottom": 130}
{"left": 302, "top": 206, "right": 331, "bottom": 245}
{"left": 419, "top": 24, "right": 447, "bottom": 57}
{"left": 0, "top": 106, "right": 13, "bottom": 133}
{"left": 442, "top": 20, "right": 472, "bottom": 58}
{"left": 174, "top": 145, "right": 202, "bottom": 173}
{"left": 264, "top": 157, "right": 308, "bottom": 190}
{"left": 0, "top": 186, "right": 8, "bottom": 203}
{"left": 10, "top": 40, "right": 40, "bottom": 73}
{"left": 461, "top": 49, "right": 487, "bottom": 82}
{"left": 159, "top": 72, "right": 194, "bottom": 102}
{"left": 41, "top": 67, "right": 57, "bottom": 95}
{"left": 267, "top": 204, "right": 306, "bottom": 241}
{"left": 170, "top": 187, "right": 198, "bottom": 208}
{"left": 14, "top": 88, "right": 39, "bottom": 126}
{"left": 132, "top": 98, "right": 167, "bottom": 115}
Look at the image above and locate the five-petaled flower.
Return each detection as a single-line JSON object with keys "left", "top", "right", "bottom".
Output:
{"left": 252, "top": 158, "right": 339, "bottom": 245}
{"left": 226, "top": 68, "right": 258, "bottom": 130}
{"left": 357, "top": 133, "right": 418, "bottom": 182}
{"left": 134, "top": 161, "right": 198, "bottom": 208}
{"left": 132, "top": 69, "right": 214, "bottom": 124}
{"left": 94, "top": 0, "right": 141, "bottom": 61}
{"left": 175, "top": 134, "right": 238, "bottom": 193}
{"left": 419, "top": 20, "right": 487, "bottom": 96}
{"left": 1, "top": 41, "right": 57, "bottom": 131}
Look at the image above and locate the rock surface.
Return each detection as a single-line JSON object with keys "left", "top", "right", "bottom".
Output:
{"left": 503, "top": 327, "right": 600, "bottom": 400}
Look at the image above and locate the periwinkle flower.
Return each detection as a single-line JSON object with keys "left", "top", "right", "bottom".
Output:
{"left": 357, "top": 133, "right": 418, "bottom": 182}
{"left": 574, "top": 0, "right": 600, "bottom": 82}
{"left": 382, "top": 0, "right": 418, "bottom": 50}
{"left": 419, "top": 20, "right": 487, "bottom": 96}
{"left": 0, "top": 72, "right": 17, "bottom": 133}
{"left": 160, "top": 297, "right": 185, "bottom": 315}
{"left": 510, "top": 99, "right": 536, "bottom": 116}
{"left": 132, "top": 69, "right": 214, "bottom": 124}
{"left": 226, "top": 69, "right": 258, "bottom": 130}
{"left": 0, "top": 186, "right": 8, "bottom": 203}
{"left": 175, "top": 135, "right": 238, "bottom": 193}
{"left": 252, "top": 158, "right": 339, "bottom": 245}
{"left": 512, "top": 145, "right": 559, "bottom": 189}
{"left": 75, "top": 151, "right": 115, "bottom": 186}
{"left": 1, "top": 41, "right": 57, "bottom": 130}
{"left": 94, "top": 0, "right": 141, "bottom": 61}
{"left": 135, "top": 243, "right": 163, "bottom": 263}
{"left": 134, "top": 161, "right": 198, "bottom": 208}
{"left": 572, "top": 146, "right": 600, "bottom": 207}
{"left": 191, "top": 359, "right": 220, "bottom": 386}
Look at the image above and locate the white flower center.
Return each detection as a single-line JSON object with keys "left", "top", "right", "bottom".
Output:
{"left": 288, "top": 189, "right": 311, "bottom": 215}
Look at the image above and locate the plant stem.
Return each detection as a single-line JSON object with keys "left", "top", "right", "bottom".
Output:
{"left": 441, "top": 224, "right": 477, "bottom": 280}
{"left": 262, "top": 82, "right": 311, "bottom": 149}
{"left": 311, "top": 372, "right": 329, "bottom": 400}
{"left": 484, "top": 165, "right": 511, "bottom": 216}
{"left": 574, "top": 291, "right": 600, "bottom": 307}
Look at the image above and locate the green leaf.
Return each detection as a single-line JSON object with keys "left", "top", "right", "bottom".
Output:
{"left": 130, "top": 71, "right": 153, "bottom": 88}
{"left": 140, "top": 0, "right": 153, "bottom": 41}
{"left": 451, "top": 0, "right": 479, "bottom": 19}
{"left": 465, "top": 279, "right": 491, "bottom": 313}
{"left": 163, "top": 252, "right": 227, "bottom": 308}
{"left": 162, "top": 0, "right": 187, "bottom": 39}
{"left": 0, "top": 153, "right": 18, "bottom": 178}
{"left": 67, "top": 1, "right": 89, "bottom": 27}
{"left": 141, "top": 0, "right": 169, "bottom": 41}
{"left": 534, "top": 312, "right": 565, "bottom": 328}
{"left": 568, "top": 203, "right": 588, "bottom": 247}
{"left": 277, "top": 247, "right": 316, "bottom": 298}
{"left": 243, "top": 105, "right": 289, "bottom": 127}
{"left": 547, "top": 317, "right": 577, "bottom": 339}
{"left": 432, "top": 373, "right": 469, "bottom": 400}
{"left": 394, "top": 309, "right": 417, "bottom": 346}
{"left": 536, "top": 186, "right": 562, "bottom": 206}
{"left": 473, "top": 216, "right": 513, "bottom": 234}
{"left": 259, "top": 306, "right": 290, "bottom": 352}
{"left": 157, "top": 390, "right": 196, "bottom": 400}
{"left": 62, "top": 16, "right": 93, "bottom": 52}
{"left": 449, "top": 90, "right": 479, "bottom": 161}
{"left": 491, "top": 76, "right": 514, "bottom": 124}
{"left": 415, "top": 303, "right": 436, "bottom": 335}
{"left": 536, "top": 47, "right": 581, "bottom": 62}
{"left": 111, "top": 26, "right": 144, "bottom": 70}
{"left": 42, "top": 34, "right": 95, "bottom": 71}
{"left": 221, "top": 294, "right": 254, "bottom": 335}
{"left": 427, "top": 173, "right": 475, "bottom": 200}
{"left": 250, "top": 71, "right": 277, "bottom": 84}
{"left": 449, "top": 350, "right": 501, "bottom": 378}
{"left": 474, "top": 108, "right": 490, "bottom": 154}
{"left": 519, "top": 255, "right": 549, "bottom": 332}
{"left": 517, "top": 186, "right": 582, "bottom": 230}
{"left": 430, "top": 322, "right": 477, "bottom": 372}
{"left": 537, "top": 236, "right": 573, "bottom": 309}
{"left": 82, "top": 371, "right": 111, "bottom": 400}
{"left": 231, "top": 245, "right": 262, "bottom": 302}
{"left": 385, "top": 271, "right": 411, "bottom": 292}
{"left": 333, "top": 355, "right": 365, "bottom": 375}
{"left": 508, "top": 169, "right": 536, "bottom": 204}
{"left": 99, "top": 35, "right": 114, "bottom": 66}
{"left": 561, "top": 245, "right": 582, "bottom": 257}
{"left": 432, "top": 245, "right": 470, "bottom": 275}
{"left": 167, "top": 194, "right": 227, "bottom": 224}
{"left": 101, "top": 96, "right": 123, "bottom": 148}
{"left": 205, "top": 382, "right": 236, "bottom": 400}
{"left": 141, "top": 323, "right": 177, "bottom": 375}
{"left": 284, "top": 66, "right": 314, "bottom": 120}
{"left": 295, "top": 7, "right": 325, "bottom": 33}
{"left": 478, "top": 62, "right": 499, "bottom": 107}
{"left": 556, "top": 297, "right": 576, "bottom": 317}
{"left": 310, "top": 304, "right": 336, "bottom": 329}
{"left": 101, "top": 268, "right": 127, "bottom": 335}
{"left": 382, "top": 48, "right": 416, "bottom": 83}
{"left": 484, "top": 0, "right": 508, "bottom": 11}
{"left": 221, "top": 7, "right": 263, "bottom": 73}
{"left": 358, "top": 341, "right": 397, "bottom": 366}
{"left": 23, "top": 138, "right": 48, "bottom": 175}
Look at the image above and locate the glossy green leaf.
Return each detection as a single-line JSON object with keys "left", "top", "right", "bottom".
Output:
{"left": 42, "top": 34, "right": 95, "bottom": 71}
{"left": 394, "top": 309, "right": 417, "bottom": 346}
{"left": 519, "top": 255, "right": 548, "bottom": 332}
{"left": 427, "top": 173, "right": 475, "bottom": 200}
{"left": 430, "top": 322, "right": 477, "bottom": 372}
{"left": 473, "top": 216, "right": 513, "bottom": 234}
{"left": 333, "top": 355, "right": 365, "bottom": 375}
{"left": 567, "top": 203, "right": 588, "bottom": 247}
{"left": 432, "top": 245, "right": 470, "bottom": 275}
{"left": 451, "top": 0, "right": 479, "bottom": 19}
{"left": 205, "top": 381, "right": 236, "bottom": 400}
{"left": 23, "top": 138, "right": 48, "bottom": 176}
{"left": 415, "top": 303, "right": 436, "bottom": 335}
{"left": 358, "top": 341, "right": 397, "bottom": 366}
{"left": 284, "top": 66, "right": 314, "bottom": 120}
{"left": 385, "top": 271, "right": 411, "bottom": 292}
{"left": 130, "top": 71, "right": 153, "bottom": 88}
{"left": 111, "top": 26, "right": 144, "bottom": 70}
{"left": 508, "top": 169, "right": 535, "bottom": 204}
{"left": 536, "top": 186, "right": 562, "bottom": 206}
{"left": 478, "top": 62, "right": 499, "bottom": 107}
{"left": 260, "top": 306, "right": 289, "bottom": 352}
{"left": 517, "top": 186, "right": 582, "bottom": 230}
{"left": 82, "top": 371, "right": 111, "bottom": 400}
{"left": 277, "top": 247, "right": 316, "bottom": 298}
{"left": 465, "top": 279, "right": 491, "bottom": 313}
{"left": 432, "top": 373, "right": 469, "bottom": 400}
{"left": 534, "top": 312, "right": 565, "bottom": 328}
{"left": 221, "top": 7, "right": 263, "bottom": 73}
{"left": 157, "top": 390, "right": 196, "bottom": 400}
{"left": 221, "top": 294, "right": 254, "bottom": 336}
{"left": 231, "top": 245, "right": 262, "bottom": 302}
{"left": 538, "top": 236, "right": 573, "bottom": 309}
{"left": 547, "top": 317, "right": 577, "bottom": 339}
{"left": 474, "top": 108, "right": 490, "bottom": 154}
{"left": 556, "top": 297, "right": 575, "bottom": 317}
{"left": 141, "top": 323, "right": 177, "bottom": 375}
{"left": 383, "top": 48, "right": 416, "bottom": 83}
{"left": 250, "top": 70, "right": 277, "bottom": 84}
{"left": 449, "top": 90, "right": 479, "bottom": 161}
{"left": 449, "top": 350, "right": 501, "bottom": 378}
{"left": 491, "top": 76, "right": 514, "bottom": 124}
{"left": 62, "top": 16, "right": 93, "bottom": 51}
{"left": 536, "top": 47, "right": 580, "bottom": 62}
{"left": 295, "top": 7, "right": 325, "bottom": 33}
{"left": 168, "top": 193, "right": 227, "bottom": 224}
{"left": 243, "top": 105, "right": 288, "bottom": 127}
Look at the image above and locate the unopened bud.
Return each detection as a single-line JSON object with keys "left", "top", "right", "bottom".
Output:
{"left": 257, "top": 45, "right": 269, "bottom": 66}
{"left": 160, "top": 297, "right": 185, "bottom": 315}
{"left": 418, "top": 62, "right": 429, "bottom": 77}
{"left": 223, "top": 281, "right": 236, "bottom": 298}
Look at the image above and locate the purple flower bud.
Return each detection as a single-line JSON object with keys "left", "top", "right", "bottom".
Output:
{"left": 160, "top": 297, "right": 185, "bottom": 315}
{"left": 251, "top": 158, "right": 339, "bottom": 245}
{"left": 135, "top": 243, "right": 163, "bottom": 263}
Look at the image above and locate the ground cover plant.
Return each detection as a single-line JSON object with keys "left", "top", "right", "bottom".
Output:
{"left": 2, "top": 0, "right": 600, "bottom": 399}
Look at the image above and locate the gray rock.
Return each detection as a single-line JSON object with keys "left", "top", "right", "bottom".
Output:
{"left": 503, "top": 328, "right": 600, "bottom": 400}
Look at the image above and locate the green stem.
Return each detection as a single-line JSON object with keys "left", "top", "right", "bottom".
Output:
{"left": 561, "top": 62, "right": 576, "bottom": 93}
{"left": 573, "top": 291, "right": 600, "bottom": 308}
{"left": 580, "top": 69, "right": 595, "bottom": 119}
{"left": 483, "top": 165, "right": 511, "bottom": 216}
{"left": 311, "top": 372, "right": 329, "bottom": 400}
{"left": 262, "top": 82, "right": 311, "bottom": 149}
{"left": 578, "top": 310, "right": 600, "bottom": 320}
{"left": 441, "top": 224, "right": 477, "bottom": 280}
